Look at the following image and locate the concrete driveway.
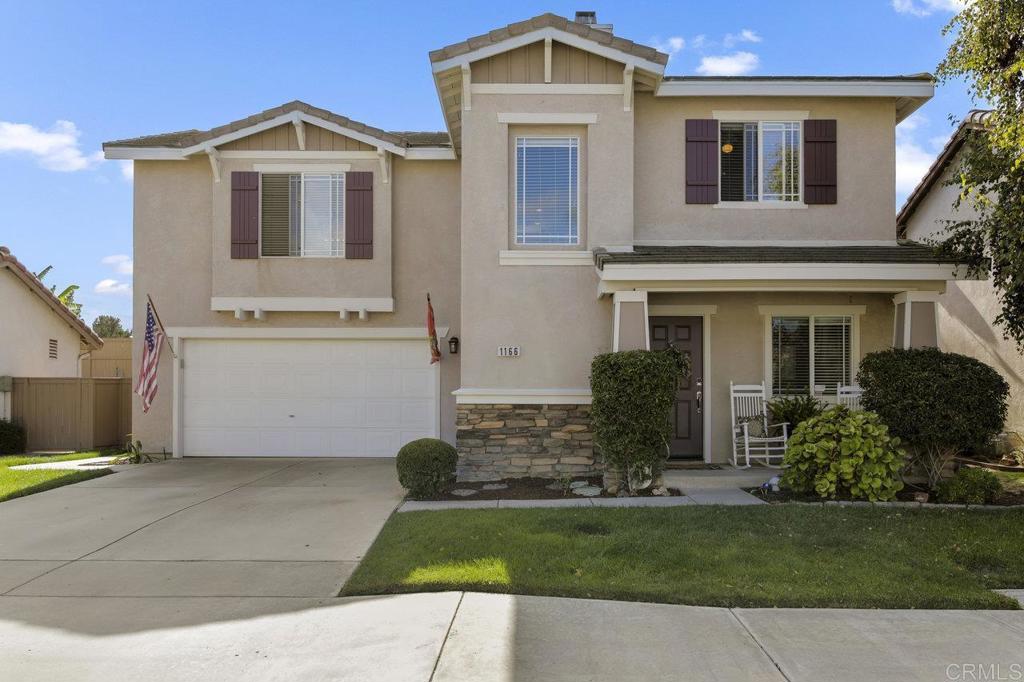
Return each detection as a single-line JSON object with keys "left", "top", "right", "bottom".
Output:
{"left": 0, "top": 457, "right": 405, "bottom": 597}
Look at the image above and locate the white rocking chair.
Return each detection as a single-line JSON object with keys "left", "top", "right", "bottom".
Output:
{"left": 837, "top": 385, "right": 864, "bottom": 411}
{"left": 730, "top": 382, "right": 789, "bottom": 468}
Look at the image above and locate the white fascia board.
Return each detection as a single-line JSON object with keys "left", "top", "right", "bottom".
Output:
{"left": 211, "top": 297, "right": 395, "bottom": 313}
{"left": 103, "top": 147, "right": 188, "bottom": 160}
{"left": 166, "top": 326, "right": 448, "bottom": 340}
{"left": 655, "top": 79, "right": 934, "bottom": 99}
{"left": 431, "top": 26, "right": 667, "bottom": 76}
{"left": 405, "top": 147, "right": 458, "bottom": 160}
{"left": 498, "top": 250, "right": 593, "bottom": 266}
{"left": 453, "top": 388, "right": 592, "bottom": 405}
{"left": 598, "top": 263, "right": 964, "bottom": 282}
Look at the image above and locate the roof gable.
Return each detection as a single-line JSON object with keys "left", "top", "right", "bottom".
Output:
{"left": 0, "top": 247, "right": 102, "bottom": 350}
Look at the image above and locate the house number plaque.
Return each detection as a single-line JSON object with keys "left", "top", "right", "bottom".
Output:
{"left": 497, "top": 345, "right": 521, "bottom": 357}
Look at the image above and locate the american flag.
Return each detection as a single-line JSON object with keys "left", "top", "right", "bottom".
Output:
{"left": 135, "top": 301, "right": 164, "bottom": 413}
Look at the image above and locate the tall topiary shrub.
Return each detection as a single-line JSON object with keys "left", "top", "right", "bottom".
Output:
{"left": 858, "top": 347, "right": 1009, "bottom": 490}
{"left": 590, "top": 348, "right": 689, "bottom": 493}
{"left": 781, "top": 406, "right": 905, "bottom": 501}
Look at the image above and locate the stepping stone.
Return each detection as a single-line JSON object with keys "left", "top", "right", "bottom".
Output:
{"left": 572, "top": 486, "right": 602, "bottom": 497}
{"left": 481, "top": 483, "right": 508, "bottom": 490}
{"left": 569, "top": 481, "right": 589, "bottom": 489}
{"left": 451, "top": 488, "right": 479, "bottom": 497}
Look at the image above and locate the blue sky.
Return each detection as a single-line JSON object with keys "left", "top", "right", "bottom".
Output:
{"left": 0, "top": 0, "right": 972, "bottom": 329}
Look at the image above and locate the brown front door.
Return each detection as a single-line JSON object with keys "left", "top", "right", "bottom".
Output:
{"left": 649, "top": 316, "right": 704, "bottom": 459}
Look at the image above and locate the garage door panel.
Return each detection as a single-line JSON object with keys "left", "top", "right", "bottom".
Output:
{"left": 183, "top": 338, "right": 438, "bottom": 457}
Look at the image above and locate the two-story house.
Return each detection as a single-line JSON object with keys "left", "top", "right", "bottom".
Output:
{"left": 104, "top": 12, "right": 962, "bottom": 477}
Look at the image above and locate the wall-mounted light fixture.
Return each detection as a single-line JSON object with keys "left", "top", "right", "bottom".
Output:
{"left": 448, "top": 336, "right": 460, "bottom": 354}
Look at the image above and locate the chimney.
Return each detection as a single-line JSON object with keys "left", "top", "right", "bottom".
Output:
{"left": 574, "top": 11, "right": 613, "bottom": 33}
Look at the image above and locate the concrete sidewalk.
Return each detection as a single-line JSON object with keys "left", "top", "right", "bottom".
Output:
{"left": 0, "top": 590, "right": 1021, "bottom": 681}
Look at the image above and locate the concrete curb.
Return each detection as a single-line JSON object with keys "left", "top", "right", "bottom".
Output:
{"left": 397, "top": 495, "right": 697, "bottom": 512}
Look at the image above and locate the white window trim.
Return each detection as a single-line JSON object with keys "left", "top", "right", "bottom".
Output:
{"left": 759, "top": 305, "right": 864, "bottom": 396}
{"left": 716, "top": 119, "right": 805, "bottom": 207}
{"left": 514, "top": 135, "right": 581, "bottom": 247}
{"left": 258, "top": 170, "right": 347, "bottom": 259}
{"left": 498, "top": 250, "right": 591, "bottom": 266}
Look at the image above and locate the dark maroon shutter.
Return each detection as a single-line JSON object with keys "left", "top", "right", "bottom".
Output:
{"left": 685, "top": 119, "right": 719, "bottom": 204}
{"left": 345, "top": 171, "right": 373, "bottom": 259}
{"left": 804, "top": 120, "right": 837, "bottom": 204}
{"left": 230, "top": 171, "right": 259, "bottom": 258}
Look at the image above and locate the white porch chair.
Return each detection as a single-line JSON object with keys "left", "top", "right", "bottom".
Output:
{"left": 730, "top": 382, "right": 789, "bottom": 468}
{"left": 837, "top": 385, "right": 864, "bottom": 411}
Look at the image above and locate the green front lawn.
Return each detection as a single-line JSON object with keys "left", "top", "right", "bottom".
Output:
{"left": 0, "top": 452, "right": 112, "bottom": 503}
{"left": 342, "top": 506, "right": 1024, "bottom": 609}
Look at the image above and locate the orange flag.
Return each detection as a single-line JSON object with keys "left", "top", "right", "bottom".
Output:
{"left": 427, "top": 294, "right": 441, "bottom": 364}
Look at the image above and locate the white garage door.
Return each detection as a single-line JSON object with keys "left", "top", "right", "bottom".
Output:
{"left": 182, "top": 339, "right": 438, "bottom": 457}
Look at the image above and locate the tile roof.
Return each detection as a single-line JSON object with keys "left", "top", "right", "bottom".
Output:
{"left": 103, "top": 101, "right": 452, "bottom": 150}
{"left": 896, "top": 109, "right": 991, "bottom": 235}
{"left": 593, "top": 242, "right": 954, "bottom": 269}
{"left": 428, "top": 12, "right": 668, "bottom": 67}
{"left": 0, "top": 246, "right": 103, "bottom": 349}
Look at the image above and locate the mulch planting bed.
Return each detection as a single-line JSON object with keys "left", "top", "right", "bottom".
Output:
{"left": 745, "top": 486, "right": 1024, "bottom": 507}
{"left": 428, "top": 476, "right": 683, "bottom": 501}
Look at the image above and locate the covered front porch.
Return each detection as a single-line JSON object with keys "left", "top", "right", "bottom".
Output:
{"left": 597, "top": 243, "right": 963, "bottom": 464}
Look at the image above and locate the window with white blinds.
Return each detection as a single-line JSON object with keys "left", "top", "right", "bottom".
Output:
{"left": 261, "top": 173, "right": 344, "bottom": 257}
{"left": 720, "top": 121, "right": 801, "bottom": 203}
{"left": 771, "top": 315, "right": 852, "bottom": 395}
{"left": 515, "top": 137, "right": 580, "bottom": 245}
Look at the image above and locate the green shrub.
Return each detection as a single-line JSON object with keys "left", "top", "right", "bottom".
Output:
{"left": 590, "top": 348, "right": 689, "bottom": 493}
{"left": 858, "top": 348, "right": 1009, "bottom": 490}
{"left": 781, "top": 406, "right": 905, "bottom": 501}
{"left": 767, "top": 394, "right": 825, "bottom": 430}
{"left": 936, "top": 467, "right": 1002, "bottom": 505}
{"left": 0, "top": 419, "right": 27, "bottom": 455}
{"left": 396, "top": 438, "right": 458, "bottom": 499}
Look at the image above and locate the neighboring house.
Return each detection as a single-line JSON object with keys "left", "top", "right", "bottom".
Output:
{"left": 0, "top": 245, "right": 104, "bottom": 419}
{"left": 898, "top": 110, "right": 1024, "bottom": 432}
{"left": 104, "top": 12, "right": 963, "bottom": 475}
{"left": 80, "top": 337, "right": 132, "bottom": 378}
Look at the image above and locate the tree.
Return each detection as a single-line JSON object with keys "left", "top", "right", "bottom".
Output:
{"left": 33, "top": 265, "right": 82, "bottom": 318}
{"left": 91, "top": 315, "right": 130, "bottom": 338}
{"left": 935, "top": 1, "right": 1024, "bottom": 347}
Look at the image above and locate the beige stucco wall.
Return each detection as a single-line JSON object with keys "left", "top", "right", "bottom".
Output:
{"left": 131, "top": 152, "right": 461, "bottom": 454}
{"left": 649, "top": 291, "right": 895, "bottom": 463}
{"left": 0, "top": 270, "right": 83, "bottom": 378}
{"left": 634, "top": 95, "right": 898, "bottom": 241}
{"left": 903, "top": 161, "right": 1024, "bottom": 431}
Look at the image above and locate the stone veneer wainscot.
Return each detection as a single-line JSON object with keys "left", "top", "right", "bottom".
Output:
{"left": 455, "top": 404, "right": 599, "bottom": 481}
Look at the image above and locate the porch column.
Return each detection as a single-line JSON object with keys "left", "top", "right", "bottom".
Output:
{"left": 612, "top": 291, "right": 649, "bottom": 351}
{"left": 893, "top": 292, "right": 939, "bottom": 349}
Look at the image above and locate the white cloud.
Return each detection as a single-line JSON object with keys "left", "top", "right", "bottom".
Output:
{"left": 895, "top": 114, "right": 937, "bottom": 196}
{"left": 690, "top": 34, "right": 709, "bottom": 51}
{"left": 652, "top": 36, "right": 685, "bottom": 56}
{"left": 724, "top": 29, "right": 761, "bottom": 48}
{"left": 94, "top": 278, "right": 132, "bottom": 296}
{"left": 892, "top": 0, "right": 967, "bottom": 16}
{"left": 101, "top": 254, "right": 133, "bottom": 275}
{"left": 119, "top": 160, "right": 133, "bottom": 181}
{"left": 696, "top": 51, "right": 760, "bottom": 76}
{"left": 0, "top": 120, "right": 103, "bottom": 172}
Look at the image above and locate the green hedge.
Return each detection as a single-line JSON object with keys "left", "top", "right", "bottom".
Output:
{"left": 0, "top": 419, "right": 26, "bottom": 455}
{"left": 936, "top": 467, "right": 1002, "bottom": 505}
{"left": 858, "top": 347, "right": 1008, "bottom": 489}
{"left": 782, "top": 406, "right": 905, "bottom": 501}
{"left": 590, "top": 348, "right": 689, "bottom": 492}
{"left": 396, "top": 438, "right": 458, "bottom": 500}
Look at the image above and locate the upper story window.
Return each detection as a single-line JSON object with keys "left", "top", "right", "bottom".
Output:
{"left": 720, "top": 121, "right": 801, "bottom": 203}
{"left": 261, "top": 173, "right": 344, "bottom": 257}
{"left": 515, "top": 137, "right": 579, "bottom": 245}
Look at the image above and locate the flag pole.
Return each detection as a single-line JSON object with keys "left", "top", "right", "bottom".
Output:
{"left": 146, "top": 293, "right": 178, "bottom": 359}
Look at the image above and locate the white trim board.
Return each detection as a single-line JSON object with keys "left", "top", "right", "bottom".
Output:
{"left": 453, "top": 388, "right": 592, "bottom": 405}
{"left": 165, "top": 326, "right": 449, "bottom": 340}
{"left": 598, "top": 263, "right": 966, "bottom": 282}
{"left": 657, "top": 79, "right": 934, "bottom": 98}
{"left": 498, "top": 250, "right": 593, "bottom": 266}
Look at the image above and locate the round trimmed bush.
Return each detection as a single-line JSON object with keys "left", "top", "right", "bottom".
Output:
{"left": 781, "top": 406, "right": 905, "bottom": 501}
{"left": 936, "top": 467, "right": 1002, "bottom": 505}
{"left": 858, "top": 347, "right": 1009, "bottom": 490}
{"left": 0, "top": 419, "right": 26, "bottom": 455}
{"left": 396, "top": 438, "right": 458, "bottom": 499}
